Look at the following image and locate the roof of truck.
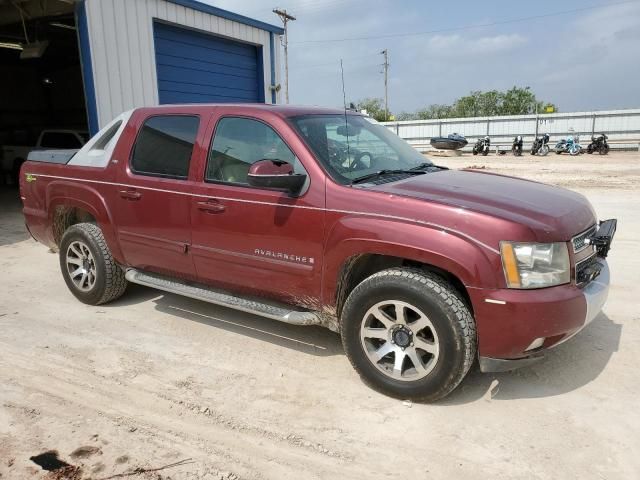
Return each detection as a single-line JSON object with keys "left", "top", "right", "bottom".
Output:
{"left": 132, "top": 104, "right": 360, "bottom": 118}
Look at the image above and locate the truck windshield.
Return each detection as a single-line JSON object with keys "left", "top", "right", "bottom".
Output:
{"left": 290, "top": 114, "right": 432, "bottom": 185}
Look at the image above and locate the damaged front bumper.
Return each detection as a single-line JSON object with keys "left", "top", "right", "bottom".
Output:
{"left": 477, "top": 258, "right": 610, "bottom": 373}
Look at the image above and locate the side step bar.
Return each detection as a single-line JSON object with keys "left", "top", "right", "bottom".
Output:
{"left": 125, "top": 269, "right": 322, "bottom": 327}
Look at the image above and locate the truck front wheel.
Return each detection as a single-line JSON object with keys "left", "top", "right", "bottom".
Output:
{"left": 59, "top": 223, "right": 127, "bottom": 305}
{"left": 341, "top": 268, "right": 476, "bottom": 402}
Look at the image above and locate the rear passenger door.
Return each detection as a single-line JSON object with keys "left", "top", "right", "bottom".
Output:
{"left": 113, "top": 113, "right": 204, "bottom": 281}
{"left": 190, "top": 115, "right": 326, "bottom": 308}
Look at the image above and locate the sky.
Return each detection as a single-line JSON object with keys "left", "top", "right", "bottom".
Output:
{"left": 205, "top": 0, "right": 640, "bottom": 114}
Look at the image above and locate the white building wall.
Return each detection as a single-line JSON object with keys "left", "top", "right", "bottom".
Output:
{"left": 84, "top": 0, "right": 280, "bottom": 127}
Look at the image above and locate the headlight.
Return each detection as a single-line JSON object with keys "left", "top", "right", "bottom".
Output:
{"left": 500, "top": 241, "right": 570, "bottom": 289}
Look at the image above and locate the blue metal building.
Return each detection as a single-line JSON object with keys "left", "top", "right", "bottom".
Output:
{"left": 78, "top": 0, "right": 284, "bottom": 134}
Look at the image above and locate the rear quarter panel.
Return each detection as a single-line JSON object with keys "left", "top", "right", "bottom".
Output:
{"left": 20, "top": 161, "right": 124, "bottom": 262}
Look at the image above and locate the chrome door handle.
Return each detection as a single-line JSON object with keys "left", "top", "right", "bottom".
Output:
{"left": 197, "top": 200, "right": 225, "bottom": 213}
{"left": 119, "top": 189, "right": 142, "bottom": 200}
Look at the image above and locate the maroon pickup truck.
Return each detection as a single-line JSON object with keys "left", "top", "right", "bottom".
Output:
{"left": 19, "top": 104, "right": 616, "bottom": 401}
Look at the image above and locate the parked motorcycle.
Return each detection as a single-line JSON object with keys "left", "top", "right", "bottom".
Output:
{"left": 531, "top": 133, "right": 550, "bottom": 156}
{"left": 555, "top": 135, "right": 581, "bottom": 155}
{"left": 587, "top": 133, "right": 609, "bottom": 154}
{"left": 472, "top": 136, "right": 491, "bottom": 156}
{"left": 512, "top": 135, "right": 523, "bottom": 156}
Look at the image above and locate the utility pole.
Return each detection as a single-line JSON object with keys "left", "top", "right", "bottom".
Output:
{"left": 273, "top": 8, "right": 296, "bottom": 104}
{"left": 381, "top": 49, "right": 389, "bottom": 120}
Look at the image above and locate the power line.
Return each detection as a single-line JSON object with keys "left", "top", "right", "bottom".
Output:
{"left": 244, "top": 0, "right": 366, "bottom": 20}
{"left": 290, "top": 0, "right": 639, "bottom": 44}
{"left": 292, "top": 52, "right": 381, "bottom": 69}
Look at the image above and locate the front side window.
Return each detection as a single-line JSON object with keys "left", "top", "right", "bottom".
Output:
{"left": 206, "top": 117, "right": 302, "bottom": 185}
{"left": 131, "top": 115, "right": 199, "bottom": 179}
{"left": 290, "top": 114, "right": 432, "bottom": 184}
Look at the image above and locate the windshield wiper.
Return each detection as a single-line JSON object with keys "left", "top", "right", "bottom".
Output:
{"left": 410, "top": 162, "right": 449, "bottom": 171}
{"left": 351, "top": 169, "right": 426, "bottom": 185}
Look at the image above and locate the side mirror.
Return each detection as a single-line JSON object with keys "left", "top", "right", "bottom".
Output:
{"left": 247, "top": 159, "right": 307, "bottom": 196}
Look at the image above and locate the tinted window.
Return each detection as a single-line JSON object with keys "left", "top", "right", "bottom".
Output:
{"left": 206, "top": 117, "right": 300, "bottom": 185}
{"left": 131, "top": 115, "right": 199, "bottom": 179}
{"left": 40, "top": 132, "right": 83, "bottom": 149}
{"left": 92, "top": 121, "right": 122, "bottom": 150}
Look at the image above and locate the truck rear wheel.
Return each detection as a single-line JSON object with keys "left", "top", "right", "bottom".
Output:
{"left": 59, "top": 223, "right": 127, "bottom": 305}
{"left": 341, "top": 268, "right": 476, "bottom": 402}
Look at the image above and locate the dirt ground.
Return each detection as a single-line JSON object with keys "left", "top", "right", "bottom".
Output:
{"left": 1, "top": 152, "right": 639, "bottom": 479}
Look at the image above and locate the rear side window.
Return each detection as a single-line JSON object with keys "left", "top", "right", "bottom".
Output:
{"left": 131, "top": 115, "right": 199, "bottom": 179}
{"left": 40, "top": 132, "right": 83, "bottom": 149}
{"left": 92, "top": 121, "right": 122, "bottom": 151}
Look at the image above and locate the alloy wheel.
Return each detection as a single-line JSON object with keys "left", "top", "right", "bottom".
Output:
{"left": 65, "top": 240, "right": 97, "bottom": 292}
{"left": 360, "top": 300, "right": 440, "bottom": 381}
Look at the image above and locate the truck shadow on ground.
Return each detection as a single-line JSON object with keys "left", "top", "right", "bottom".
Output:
{"left": 111, "top": 284, "right": 343, "bottom": 357}
{"left": 108, "top": 286, "right": 621, "bottom": 400}
{"left": 440, "top": 313, "right": 622, "bottom": 405}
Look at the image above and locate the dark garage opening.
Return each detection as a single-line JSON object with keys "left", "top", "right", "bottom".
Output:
{"left": 0, "top": 0, "right": 88, "bottom": 198}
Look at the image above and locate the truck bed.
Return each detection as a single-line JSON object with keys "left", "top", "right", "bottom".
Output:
{"left": 27, "top": 149, "right": 79, "bottom": 165}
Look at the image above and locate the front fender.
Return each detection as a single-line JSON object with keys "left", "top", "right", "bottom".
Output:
{"left": 46, "top": 180, "right": 124, "bottom": 263}
{"left": 321, "top": 216, "right": 502, "bottom": 309}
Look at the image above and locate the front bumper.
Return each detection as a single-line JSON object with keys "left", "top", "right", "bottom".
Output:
{"left": 552, "top": 258, "right": 609, "bottom": 347}
{"left": 472, "top": 259, "right": 610, "bottom": 371}
{"left": 479, "top": 354, "right": 544, "bottom": 373}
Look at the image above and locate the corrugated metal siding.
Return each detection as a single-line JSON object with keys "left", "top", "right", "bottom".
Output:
{"left": 153, "top": 21, "right": 261, "bottom": 104}
{"left": 84, "top": 0, "right": 279, "bottom": 128}
{"left": 384, "top": 109, "right": 640, "bottom": 150}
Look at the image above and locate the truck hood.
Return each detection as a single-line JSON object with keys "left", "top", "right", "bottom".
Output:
{"left": 370, "top": 169, "right": 596, "bottom": 239}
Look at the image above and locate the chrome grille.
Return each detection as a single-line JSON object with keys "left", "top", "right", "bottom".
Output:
{"left": 572, "top": 225, "right": 597, "bottom": 253}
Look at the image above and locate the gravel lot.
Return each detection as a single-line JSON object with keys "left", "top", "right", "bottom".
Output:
{"left": 1, "top": 152, "right": 639, "bottom": 479}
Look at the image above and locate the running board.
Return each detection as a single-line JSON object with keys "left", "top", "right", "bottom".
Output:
{"left": 125, "top": 269, "right": 321, "bottom": 327}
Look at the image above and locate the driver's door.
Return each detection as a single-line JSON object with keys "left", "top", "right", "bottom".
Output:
{"left": 190, "top": 114, "right": 326, "bottom": 308}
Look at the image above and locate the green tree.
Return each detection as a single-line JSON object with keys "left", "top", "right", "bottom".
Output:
{"left": 396, "top": 111, "right": 419, "bottom": 121}
{"left": 476, "top": 90, "right": 502, "bottom": 116}
{"left": 398, "top": 87, "right": 557, "bottom": 120}
{"left": 501, "top": 86, "right": 538, "bottom": 115}
{"left": 451, "top": 91, "right": 482, "bottom": 117}
{"left": 354, "top": 98, "right": 390, "bottom": 122}
{"left": 415, "top": 104, "right": 453, "bottom": 120}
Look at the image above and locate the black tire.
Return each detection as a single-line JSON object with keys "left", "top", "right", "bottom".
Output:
{"left": 59, "top": 223, "right": 127, "bottom": 305}
{"left": 600, "top": 144, "right": 609, "bottom": 155}
{"left": 472, "top": 150, "right": 478, "bottom": 155}
{"left": 340, "top": 268, "right": 476, "bottom": 402}
{"left": 482, "top": 149, "right": 488, "bottom": 156}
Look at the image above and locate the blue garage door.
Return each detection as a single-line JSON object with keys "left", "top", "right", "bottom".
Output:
{"left": 153, "top": 21, "right": 264, "bottom": 104}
